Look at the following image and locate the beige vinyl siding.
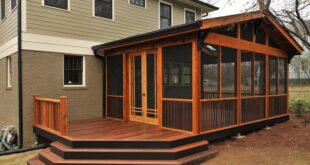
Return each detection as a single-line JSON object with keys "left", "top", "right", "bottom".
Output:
{"left": 0, "top": 53, "right": 19, "bottom": 134}
{"left": 26, "top": 0, "right": 202, "bottom": 43}
{"left": 0, "top": 0, "right": 18, "bottom": 46}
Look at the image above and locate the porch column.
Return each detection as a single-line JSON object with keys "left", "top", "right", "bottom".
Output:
{"left": 123, "top": 53, "right": 129, "bottom": 121}
{"left": 192, "top": 39, "right": 201, "bottom": 134}
{"left": 157, "top": 47, "right": 163, "bottom": 127}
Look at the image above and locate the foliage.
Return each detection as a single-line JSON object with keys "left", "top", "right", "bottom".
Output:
{"left": 289, "top": 98, "right": 310, "bottom": 117}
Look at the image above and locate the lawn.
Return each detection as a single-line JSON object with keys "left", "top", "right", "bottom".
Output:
{"left": 0, "top": 85, "right": 309, "bottom": 165}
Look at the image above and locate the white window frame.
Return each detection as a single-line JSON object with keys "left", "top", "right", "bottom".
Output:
{"left": 184, "top": 8, "right": 196, "bottom": 23}
{"left": 42, "top": 0, "right": 70, "bottom": 11}
{"left": 93, "top": 0, "right": 114, "bottom": 21}
{"left": 6, "top": 56, "right": 12, "bottom": 88}
{"left": 63, "top": 55, "right": 86, "bottom": 88}
{"left": 159, "top": 0, "right": 173, "bottom": 29}
{"left": 128, "top": 0, "right": 147, "bottom": 9}
{"left": 10, "top": 0, "right": 17, "bottom": 12}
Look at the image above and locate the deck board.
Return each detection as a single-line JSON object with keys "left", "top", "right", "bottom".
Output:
{"left": 67, "top": 118, "right": 192, "bottom": 141}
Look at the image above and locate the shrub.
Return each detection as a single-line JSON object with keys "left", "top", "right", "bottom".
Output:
{"left": 289, "top": 99, "right": 310, "bottom": 117}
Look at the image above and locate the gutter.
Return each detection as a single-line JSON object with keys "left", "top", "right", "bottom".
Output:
{"left": 17, "top": 0, "right": 23, "bottom": 149}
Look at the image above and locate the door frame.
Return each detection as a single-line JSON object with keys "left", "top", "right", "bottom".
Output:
{"left": 127, "top": 50, "right": 158, "bottom": 125}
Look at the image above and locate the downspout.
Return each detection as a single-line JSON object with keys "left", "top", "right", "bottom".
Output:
{"left": 17, "top": 0, "right": 23, "bottom": 149}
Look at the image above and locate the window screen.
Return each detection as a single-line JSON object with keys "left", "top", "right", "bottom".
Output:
{"left": 255, "top": 28, "right": 266, "bottom": 45}
{"left": 269, "top": 37, "right": 281, "bottom": 49}
{"left": 129, "top": 0, "right": 145, "bottom": 7}
{"left": 185, "top": 10, "right": 195, "bottom": 23}
{"left": 254, "top": 53, "right": 266, "bottom": 95}
{"left": 201, "top": 45, "right": 219, "bottom": 99}
{"left": 278, "top": 58, "right": 286, "bottom": 94}
{"left": 241, "top": 51, "right": 254, "bottom": 96}
{"left": 11, "top": 0, "right": 17, "bottom": 10}
{"left": 269, "top": 56, "right": 277, "bottom": 95}
{"left": 240, "top": 22, "right": 253, "bottom": 41}
{"left": 1, "top": 0, "right": 5, "bottom": 20}
{"left": 212, "top": 25, "right": 238, "bottom": 38}
{"left": 44, "top": 0, "right": 68, "bottom": 10}
{"left": 221, "top": 47, "right": 237, "bottom": 98}
{"left": 95, "top": 0, "right": 113, "bottom": 19}
{"left": 163, "top": 43, "right": 192, "bottom": 99}
{"left": 160, "top": 3, "right": 172, "bottom": 29}
{"left": 107, "top": 55, "right": 123, "bottom": 95}
{"left": 64, "top": 55, "right": 83, "bottom": 85}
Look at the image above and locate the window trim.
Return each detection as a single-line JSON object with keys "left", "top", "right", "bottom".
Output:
{"left": 42, "top": 0, "right": 70, "bottom": 12}
{"left": 63, "top": 55, "right": 86, "bottom": 88}
{"left": 10, "top": 0, "right": 17, "bottom": 12}
{"left": 184, "top": 8, "right": 196, "bottom": 23}
{"left": 93, "top": 0, "right": 115, "bottom": 21}
{"left": 1, "top": 0, "right": 6, "bottom": 21}
{"left": 159, "top": 0, "right": 173, "bottom": 29}
{"left": 6, "top": 56, "right": 12, "bottom": 88}
{"left": 128, "top": 0, "right": 146, "bottom": 9}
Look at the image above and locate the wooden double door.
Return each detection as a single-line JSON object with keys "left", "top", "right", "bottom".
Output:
{"left": 129, "top": 51, "right": 158, "bottom": 125}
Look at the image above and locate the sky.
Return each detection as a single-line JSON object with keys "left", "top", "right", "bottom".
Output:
{"left": 207, "top": 0, "right": 249, "bottom": 17}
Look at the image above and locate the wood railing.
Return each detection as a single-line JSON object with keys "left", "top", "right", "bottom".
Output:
{"left": 33, "top": 95, "right": 68, "bottom": 135}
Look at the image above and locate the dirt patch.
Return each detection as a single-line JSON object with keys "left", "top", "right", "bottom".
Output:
{"left": 204, "top": 114, "right": 310, "bottom": 165}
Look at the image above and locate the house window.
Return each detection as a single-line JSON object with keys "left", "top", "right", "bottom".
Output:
{"left": 64, "top": 55, "right": 84, "bottom": 86}
{"left": 6, "top": 57, "right": 12, "bottom": 88}
{"left": 94, "top": 0, "right": 113, "bottom": 20}
{"left": 160, "top": 2, "right": 172, "bottom": 29}
{"left": 1, "top": 0, "right": 5, "bottom": 20}
{"left": 129, "top": 0, "right": 145, "bottom": 8}
{"left": 185, "top": 10, "right": 195, "bottom": 23}
{"left": 44, "top": 0, "right": 69, "bottom": 10}
{"left": 11, "top": 0, "right": 17, "bottom": 10}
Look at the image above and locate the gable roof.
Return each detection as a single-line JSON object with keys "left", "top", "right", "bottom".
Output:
{"left": 93, "top": 10, "right": 303, "bottom": 56}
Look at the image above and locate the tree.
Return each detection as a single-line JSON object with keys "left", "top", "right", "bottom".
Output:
{"left": 226, "top": 0, "right": 310, "bottom": 51}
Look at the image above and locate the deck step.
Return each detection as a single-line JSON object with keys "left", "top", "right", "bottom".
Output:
{"left": 50, "top": 141, "right": 209, "bottom": 160}
{"left": 38, "top": 148, "right": 218, "bottom": 165}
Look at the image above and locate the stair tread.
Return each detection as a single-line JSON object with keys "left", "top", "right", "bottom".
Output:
{"left": 51, "top": 140, "right": 208, "bottom": 153}
{"left": 40, "top": 149, "right": 180, "bottom": 165}
{"left": 40, "top": 147, "right": 217, "bottom": 165}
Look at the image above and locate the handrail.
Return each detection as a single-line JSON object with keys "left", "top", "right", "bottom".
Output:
{"left": 33, "top": 95, "right": 68, "bottom": 136}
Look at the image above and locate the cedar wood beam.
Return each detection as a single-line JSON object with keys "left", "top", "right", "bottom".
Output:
{"left": 204, "top": 32, "right": 288, "bottom": 58}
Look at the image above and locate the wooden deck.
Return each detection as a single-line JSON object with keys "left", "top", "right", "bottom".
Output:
{"left": 67, "top": 118, "right": 192, "bottom": 141}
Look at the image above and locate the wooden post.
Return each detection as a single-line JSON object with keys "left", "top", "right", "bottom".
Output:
{"left": 33, "top": 95, "right": 40, "bottom": 125}
{"left": 286, "top": 59, "right": 289, "bottom": 114}
{"left": 123, "top": 53, "right": 129, "bottom": 121}
{"left": 192, "top": 39, "right": 200, "bottom": 134}
{"left": 157, "top": 47, "right": 163, "bottom": 127}
{"left": 266, "top": 34, "right": 269, "bottom": 119}
{"left": 237, "top": 24, "right": 242, "bottom": 125}
{"left": 266, "top": 55, "right": 269, "bottom": 119}
{"left": 237, "top": 49, "right": 241, "bottom": 125}
{"left": 60, "top": 96, "right": 68, "bottom": 135}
